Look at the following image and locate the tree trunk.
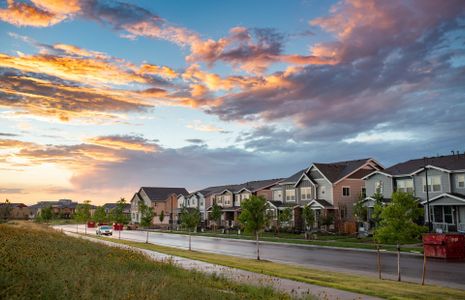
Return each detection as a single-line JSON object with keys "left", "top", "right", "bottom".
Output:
{"left": 76, "top": 223, "right": 79, "bottom": 233}
{"left": 377, "top": 244, "right": 382, "bottom": 280}
{"left": 189, "top": 231, "right": 192, "bottom": 251}
{"left": 85, "top": 224, "right": 87, "bottom": 235}
{"left": 397, "top": 244, "right": 401, "bottom": 282}
{"left": 422, "top": 250, "right": 427, "bottom": 285}
{"left": 146, "top": 230, "right": 149, "bottom": 244}
{"left": 118, "top": 228, "right": 121, "bottom": 240}
{"left": 256, "top": 231, "right": 260, "bottom": 260}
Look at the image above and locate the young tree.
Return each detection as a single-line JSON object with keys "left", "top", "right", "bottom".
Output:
{"left": 37, "top": 206, "right": 53, "bottom": 223}
{"left": 111, "top": 198, "right": 129, "bottom": 224}
{"left": 0, "top": 199, "right": 12, "bottom": 223}
{"left": 238, "top": 195, "right": 269, "bottom": 260}
{"left": 374, "top": 192, "right": 427, "bottom": 282}
{"left": 139, "top": 200, "right": 154, "bottom": 243}
{"left": 353, "top": 195, "right": 368, "bottom": 224}
{"left": 74, "top": 200, "right": 92, "bottom": 234}
{"left": 302, "top": 206, "right": 315, "bottom": 239}
{"left": 180, "top": 207, "right": 200, "bottom": 250}
{"left": 159, "top": 210, "right": 165, "bottom": 224}
{"left": 278, "top": 207, "right": 292, "bottom": 233}
{"left": 210, "top": 202, "right": 222, "bottom": 232}
{"left": 93, "top": 206, "right": 107, "bottom": 224}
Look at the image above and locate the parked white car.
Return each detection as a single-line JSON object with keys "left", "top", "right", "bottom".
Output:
{"left": 96, "top": 225, "right": 113, "bottom": 236}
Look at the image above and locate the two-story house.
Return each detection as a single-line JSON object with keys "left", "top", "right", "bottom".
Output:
{"left": 130, "top": 187, "right": 188, "bottom": 228}
{"left": 363, "top": 153, "right": 465, "bottom": 232}
{"left": 269, "top": 158, "right": 383, "bottom": 232}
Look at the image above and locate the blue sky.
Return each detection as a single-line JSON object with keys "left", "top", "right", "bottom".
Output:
{"left": 0, "top": 0, "right": 464, "bottom": 204}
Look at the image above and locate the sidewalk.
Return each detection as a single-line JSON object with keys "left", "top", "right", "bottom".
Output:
{"left": 66, "top": 232, "right": 381, "bottom": 300}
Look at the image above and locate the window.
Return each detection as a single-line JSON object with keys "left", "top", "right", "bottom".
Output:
{"left": 433, "top": 206, "right": 443, "bottom": 223}
{"left": 361, "top": 187, "right": 366, "bottom": 198}
{"left": 423, "top": 176, "right": 441, "bottom": 192}
{"left": 286, "top": 189, "right": 295, "bottom": 201}
{"left": 342, "top": 187, "right": 350, "bottom": 197}
{"left": 432, "top": 206, "right": 454, "bottom": 224}
{"left": 273, "top": 190, "right": 283, "bottom": 201}
{"left": 300, "top": 187, "right": 312, "bottom": 200}
{"left": 224, "top": 195, "right": 231, "bottom": 206}
{"left": 397, "top": 179, "right": 414, "bottom": 193}
{"left": 444, "top": 206, "right": 453, "bottom": 224}
{"left": 457, "top": 174, "right": 465, "bottom": 188}
{"left": 375, "top": 181, "right": 384, "bottom": 194}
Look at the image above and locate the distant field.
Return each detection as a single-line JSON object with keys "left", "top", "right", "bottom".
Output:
{"left": 0, "top": 222, "right": 289, "bottom": 300}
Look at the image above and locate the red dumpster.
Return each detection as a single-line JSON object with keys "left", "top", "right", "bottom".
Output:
{"left": 112, "top": 223, "right": 124, "bottom": 231}
{"left": 87, "top": 221, "right": 96, "bottom": 228}
{"left": 423, "top": 233, "right": 465, "bottom": 259}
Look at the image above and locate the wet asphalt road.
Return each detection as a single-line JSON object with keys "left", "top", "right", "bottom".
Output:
{"left": 56, "top": 224, "right": 465, "bottom": 289}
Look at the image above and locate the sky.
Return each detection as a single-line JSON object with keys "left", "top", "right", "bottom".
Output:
{"left": 0, "top": 0, "right": 464, "bottom": 205}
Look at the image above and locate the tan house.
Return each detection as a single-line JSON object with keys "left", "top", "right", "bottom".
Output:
{"left": 0, "top": 202, "right": 30, "bottom": 220}
{"left": 130, "top": 187, "right": 188, "bottom": 228}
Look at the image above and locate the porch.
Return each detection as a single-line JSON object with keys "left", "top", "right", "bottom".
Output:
{"left": 422, "top": 193, "right": 465, "bottom": 233}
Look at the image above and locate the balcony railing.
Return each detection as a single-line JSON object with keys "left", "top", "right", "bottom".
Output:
{"left": 432, "top": 222, "right": 465, "bottom": 233}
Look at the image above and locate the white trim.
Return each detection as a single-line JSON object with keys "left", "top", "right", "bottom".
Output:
{"left": 307, "top": 199, "right": 325, "bottom": 209}
{"left": 333, "top": 159, "right": 381, "bottom": 185}
{"left": 362, "top": 170, "right": 392, "bottom": 180}
{"left": 410, "top": 165, "right": 452, "bottom": 176}
{"left": 421, "top": 193, "right": 465, "bottom": 205}
{"left": 293, "top": 172, "right": 317, "bottom": 188}
{"left": 266, "top": 201, "right": 278, "bottom": 210}
{"left": 235, "top": 187, "right": 252, "bottom": 194}
{"left": 306, "top": 164, "right": 333, "bottom": 185}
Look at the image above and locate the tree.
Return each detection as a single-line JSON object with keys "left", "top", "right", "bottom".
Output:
{"left": 238, "top": 195, "right": 269, "bottom": 260}
{"left": 74, "top": 200, "right": 92, "bottom": 234}
{"left": 159, "top": 210, "right": 165, "bottom": 223}
{"left": 319, "top": 213, "right": 334, "bottom": 231}
{"left": 37, "top": 206, "right": 53, "bottom": 223}
{"left": 374, "top": 192, "right": 427, "bottom": 282}
{"left": 302, "top": 206, "right": 315, "bottom": 238}
{"left": 93, "top": 206, "right": 107, "bottom": 224}
{"left": 111, "top": 198, "right": 129, "bottom": 224}
{"left": 139, "top": 201, "right": 154, "bottom": 228}
{"left": 278, "top": 207, "right": 292, "bottom": 234}
{"left": 353, "top": 195, "right": 368, "bottom": 224}
{"left": 210, "top": 202, "right": 222, "bottom": 232}
{"left": 180, "top": 207, "right": 200, "bottom": 250}
{"left": 0, "top": 199, "right": 13, "bottom": 223}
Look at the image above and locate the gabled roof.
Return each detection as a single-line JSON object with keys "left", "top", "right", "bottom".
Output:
{"left": 196, "top": 178, "right": 283, "bottom": 196}
{"left": 307, "top": 199, "right": 334, "bottom": 209}
{"left": 383, "top": 154, "right": 465, "bottom": 177}
{"left": 280, "top": 169, "right": 306, "bottom": 184}
{"left": 140, "top": 187, "right": 189, "bottom": 201}
{"left": 421, "top": 193, "right": 465, "bottom": 205}
{"left": 102, "top": 203, "right": 131, "bottom": 210}
{"left": 312, "top": 158, "right": 375, "bottom": 183}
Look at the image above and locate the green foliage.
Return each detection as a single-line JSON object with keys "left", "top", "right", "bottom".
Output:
{"left": 37, "top": 206, "right": 53, "bottom": 223}
{"left": 302, "top": 206, "right": 315, "bottom": 230}
{"left": 374, "top": 192, "right": 427, "bottom": 245}
{"left": 370, "top": 189, "right": 384, "bottom": 227}
{"left": 353, "top": 195, "right": 368, "bottom": 223}
{"left": 278, "top": 207, "right": 292, "bottom": 229}
{"left": 319, "top": 213, "right": 334, "bottom": 227}
{"left": 180, "top": 207, "right": 201, "bottom": 232}
{"left": 238, "top": 195, "right": 269, "bottom": 235}
{"left": 0, "top": 224, "right": 285, "bottom": 300}
{"left": 139, "top": 200, "right": 154, "bottom": 228}
{"left": 74, "top": 200, "right": 92, "bottom": 223}
{"left": 0, "top": 199, "right": 12, "bottom": 222}
{"left": 210, "top": 203, "right": 222, "bottom": 224}
{"left": 93, "top": 206, "right": 107, "bottom": 223}
{"left": 159, "top": 210, "right": 165, "bottom": 223}
{"left": 111, "top": 198, "right": 129, "bottom": 224}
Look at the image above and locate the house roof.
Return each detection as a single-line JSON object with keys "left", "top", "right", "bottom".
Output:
{"left": 421, "top": 193, "right": 465, "bottom": 205}
{"left": 268, "top": 201, "right": 298, "bottom": 208}
{"left": 102, "top": 203, "right": 131, "bottom": 211}
{"left": 140, "top": 187, "right": 189, "bottom": 201}
{"left": 196, "top": 178, "right": 283, "bottom": 196}
{"left": 313, "top": 158, "right": 373, "bottom": 183}
{"left": 308, "top": 199, "right": 334, "bottom": 209}
{"left": 31, "top": 199, "right": 79, "bottom": 209}
{"left": 0, "top": 202, "right": 27, "bottom": 208}
{"left": 383, "top": 154, "right": 465, "bottom": 176}
{"left": 281, "top": 169, "right": 306, "bottom": 184}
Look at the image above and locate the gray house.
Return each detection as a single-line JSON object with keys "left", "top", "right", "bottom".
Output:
{"left": 363, "top": 153, "right": 465, "bottom": 232}
{"left": 269, "top": 158, "right": 383, "bottom": 231}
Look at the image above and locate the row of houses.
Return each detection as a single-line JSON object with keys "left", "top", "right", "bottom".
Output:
{"left": 0, "top": 199, "right": 131, "bottom": 220}
{"left": 129, "top": 153, "right": 465, "bottom": 233}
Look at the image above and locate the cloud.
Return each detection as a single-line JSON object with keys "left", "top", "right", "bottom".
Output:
{"left": 0, "top": 187, "right": 25, "bottom": 194}
{"left": 185, "top": 138, "right": 205, "bottom": 144}
{"left": 0, "top": 132, "right": 19, "bottom": 137}
{"left": 186, "top": 120, "right": 230, "bottom": 133}
{"left": 85, "top": 135, "right": 159, "bottom": 152}
{"left": 0, "top": 0, "right": 65, "bottom": 27}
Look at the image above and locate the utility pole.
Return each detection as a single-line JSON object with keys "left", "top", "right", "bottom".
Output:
{"left": 424, "top": 157, "right": 432, "bottom": 232}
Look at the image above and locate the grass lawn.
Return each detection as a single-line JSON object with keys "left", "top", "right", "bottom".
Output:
{"left": 156, "top": 229, "right": 423, "bottom": 253}
{"left": 95, "top": 235, "right": 465, "bottom": 300}
{"left": 0, "top": 222, "right": 291, "bottom": 300}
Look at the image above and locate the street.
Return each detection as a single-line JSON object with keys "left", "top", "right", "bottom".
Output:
{"left": 56, "top": 224, "right": 465, "bottom": 289}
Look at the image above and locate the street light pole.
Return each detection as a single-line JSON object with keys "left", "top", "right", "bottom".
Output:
{"left": 424, "top": 157, "right": 432, "bottom": 232}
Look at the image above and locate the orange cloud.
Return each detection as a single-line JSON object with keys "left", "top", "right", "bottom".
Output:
{"left": 0, "top": 0, "right": 65, "bottom": 27}
{"left": 85, "top": 135, "right": 159, "bottom": 152}
{"left": 31, "top": 0, "right": 81, "bottom": 15}
{"left": 137, "top": 63, "right": 178, "bottom": 79}
{"left": 53, "top": 44, "right": 108, "bottom": 59}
